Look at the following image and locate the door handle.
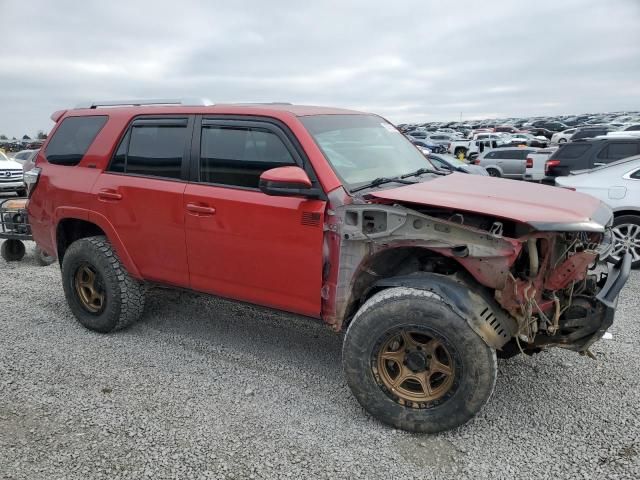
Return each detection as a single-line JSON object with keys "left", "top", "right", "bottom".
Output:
{"left": 186, "top": 202, "right": 216, "bottom": 216}
{"left": 98, "top": 189, "right": 123, "bottom": 201}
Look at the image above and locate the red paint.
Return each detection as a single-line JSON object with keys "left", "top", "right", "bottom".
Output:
{"left": 260, "top": 166, "right": 312, "bottom": 187}
{"left": 183, "top": 183, "right": 325, "bottom": 316}
{"left": 370, "top": 173, "right": 602, "bottom": 227}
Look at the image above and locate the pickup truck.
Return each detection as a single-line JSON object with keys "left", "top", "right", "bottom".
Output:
{"left": 523, "top": 148, "right": 557, "bottom": 182}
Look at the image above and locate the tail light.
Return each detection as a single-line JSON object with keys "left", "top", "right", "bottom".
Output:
{"left": 23, "top": 167, "right": 41, "bottom": 197}
{"left": 525, "top": 157, "right": 533, "bottom": 168}
{"left": 474, "top": 158, "right": 481, "bottom": 165}
{"left": 545, "top": 159, "right": 560, "bottom": 175}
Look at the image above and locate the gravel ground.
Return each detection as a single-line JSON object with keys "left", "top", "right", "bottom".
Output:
{"left": 1, "top": 240, "right": 639, "bottom": 480}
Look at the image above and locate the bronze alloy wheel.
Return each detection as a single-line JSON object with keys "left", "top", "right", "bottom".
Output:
{"left": 74, "top": 263, "right": 106, "bottom": 314}
{"left": 373, "top": 327, "right": 457, "bottom": 408}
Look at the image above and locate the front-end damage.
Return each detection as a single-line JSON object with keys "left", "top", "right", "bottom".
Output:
{"left": 321, "top": 197, "right": 629, "bottom": 355}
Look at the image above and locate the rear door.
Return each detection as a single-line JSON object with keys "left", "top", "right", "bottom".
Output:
{"left": 183, "top": 117, "right": 326, "bottom": 317}
{"left": 91, "top": 116, "right": 192, "bottom": 287}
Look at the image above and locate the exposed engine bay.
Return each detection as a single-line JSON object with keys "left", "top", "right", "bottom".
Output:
{"left": 325, "top": 201, "right": 621, "bottom": 355}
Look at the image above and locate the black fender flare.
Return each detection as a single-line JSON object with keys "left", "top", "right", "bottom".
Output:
{"left": 370, "top": 273, "right": 517, "bottom": 350}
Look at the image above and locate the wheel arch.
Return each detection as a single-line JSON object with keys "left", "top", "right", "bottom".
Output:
{"left": 612, "top": 209, "right": 640, "bottom": 219}
{"left": 368, "top": 273, "right": 517, "bottom": 350}
{"left": 55, "top": 211, "right": 141, "bottom": 279}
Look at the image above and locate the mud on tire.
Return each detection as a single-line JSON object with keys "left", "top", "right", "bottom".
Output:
{"left": 61, "top": 235, "right": 145, "bottom": 333}
{"left": 342, "top": 287, "right": 497, "bottom": 433}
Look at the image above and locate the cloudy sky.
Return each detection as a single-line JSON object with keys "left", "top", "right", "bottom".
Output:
{"left": 1, "top": 0, "right": 639, "bottom": 137}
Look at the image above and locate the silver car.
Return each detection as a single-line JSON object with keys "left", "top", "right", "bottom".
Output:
{"left": 473, "top": 147, "right": 537, "bottom": 179}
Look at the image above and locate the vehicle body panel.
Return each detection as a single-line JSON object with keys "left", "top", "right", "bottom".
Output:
{"left": 369, "top": 172, "right": 605, "bottom": 230}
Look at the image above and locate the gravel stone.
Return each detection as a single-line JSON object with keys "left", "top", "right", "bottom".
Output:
{"left": 1, "top": 238, "right": 639, "bottom": 479}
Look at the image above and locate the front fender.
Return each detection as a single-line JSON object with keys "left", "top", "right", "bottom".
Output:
{"left": 372, "top": 273, "right": 517, "bottom": 349}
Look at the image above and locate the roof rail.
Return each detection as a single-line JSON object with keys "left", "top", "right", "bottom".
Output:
{"left": 74, "top": 98, "right": 213, "bottom": 109}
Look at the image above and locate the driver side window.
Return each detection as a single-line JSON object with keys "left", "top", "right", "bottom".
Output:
{"left": 199, "top": 125, "right": 296, "bottom": 188}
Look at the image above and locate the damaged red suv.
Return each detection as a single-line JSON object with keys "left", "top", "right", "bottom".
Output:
{"left": 27, "top": 100, "right": 630, "bottom": 433}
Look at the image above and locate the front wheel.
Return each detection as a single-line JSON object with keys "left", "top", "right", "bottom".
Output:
{"left": 609, "top": 215, "right": 640, "bottom": 268}
{"left": 487, "top": 168, "right": 500, "bottom": 177}
{"left": 342, "top": 287, "right": 497, "bottom": 433}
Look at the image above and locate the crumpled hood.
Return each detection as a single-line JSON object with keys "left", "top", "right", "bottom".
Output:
{"left": 369, "top": 173, "right": 612, "bottom": 232}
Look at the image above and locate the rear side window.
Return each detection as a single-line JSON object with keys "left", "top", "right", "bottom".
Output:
{"left": 200, "top": 125, "right": 296, "bottom": 188}
{"left": 598, "top": 142, "right": 639, "bottom": 160}
{"left": 556, "top": 144, "right": 592, "bottom": 159}
{"left": 45, "top": 116, "right": 108, "bottom": 166}
{"left": 109, "top": 120, "right": 188, "bottom": 180}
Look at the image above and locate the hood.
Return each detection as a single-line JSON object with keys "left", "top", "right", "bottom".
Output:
{"left": 0, "top": 155, "right": 22, "bottom": 170}
{"left": 369, "top": 173, "right": 611, "bottom": 232}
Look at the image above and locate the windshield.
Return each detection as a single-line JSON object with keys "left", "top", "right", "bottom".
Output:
{"left": 301, "top": 114, "right": 435, "bottom": 189}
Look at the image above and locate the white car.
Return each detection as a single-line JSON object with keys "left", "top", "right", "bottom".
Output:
{"left": 555, "top": 154, "right": 640, "bottom": 266}
{"left": 550, "top": 128, "right": 578, "bottom": 144}
{"left": 0, "top": 151, "right": 26, "bottom": 196}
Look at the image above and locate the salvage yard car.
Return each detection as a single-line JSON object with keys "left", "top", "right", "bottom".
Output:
{"left": 26, "top": 100, "right": 630, "bottom": 433}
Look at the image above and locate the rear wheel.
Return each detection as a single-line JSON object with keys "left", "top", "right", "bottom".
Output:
{"left": 342, "top": 287, "right": 497, "bottom": 433}
{"left": 61, "top": 236, "right": 145, "bottom": 332}
{"left": 610, "top": 215, "right": 640, "bottom": 268}
{"left": 1, "top": 239, "right": 26, "bottom": 261}
{"left": 558, "top": 138, "right": 567, "bottom": 144}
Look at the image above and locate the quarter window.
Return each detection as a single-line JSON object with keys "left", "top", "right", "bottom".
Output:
{"left": 45, "top": 116, "right": 108, "bottom": 166}
{"left": 199, "top": 125, "right": 295, "bottom": 188}
{"left": 599, "top": 142, "right": 639, "bottom": 160}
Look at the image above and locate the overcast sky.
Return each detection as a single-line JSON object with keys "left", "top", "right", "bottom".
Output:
{"left": 1, "top": 0, "right": 639, "bottom": 137}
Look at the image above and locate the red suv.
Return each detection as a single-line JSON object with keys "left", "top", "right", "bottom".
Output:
{"left": 27, "top": 100, "right": 630, "bottom": 433}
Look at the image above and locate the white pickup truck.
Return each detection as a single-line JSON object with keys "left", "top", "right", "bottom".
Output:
{"left": 523, "top": 147, "right": 557, "bottom": 182}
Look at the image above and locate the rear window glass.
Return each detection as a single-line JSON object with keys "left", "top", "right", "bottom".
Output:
{"left": 556, "top": 144, "right": 592, "bottom": 159}
{"left": 45, "top": 116, "right": 108, "bottom": 165}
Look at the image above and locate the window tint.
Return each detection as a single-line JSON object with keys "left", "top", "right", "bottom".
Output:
{"left": 625, "top": 125, "right": 640, "bottom": 131}
{"left": 599, "top": 142, "right": 639, "bottom": 160}
{"left": 200, "top": 126, "right": 295, "bottom": 188}
{"left": 45, "top": 116, "right": 107, "bottom": 165}
{"left": 108, "top": 123, "right": 187, "bottom": 179}
{"left": 557, "top": 144, "right": 592, "bottom": 159}
{"left": 572, "top": 129, "right": 605, "bottom": 140}
{"left": 629, "top": 169, "right": 640, "bottom": 179}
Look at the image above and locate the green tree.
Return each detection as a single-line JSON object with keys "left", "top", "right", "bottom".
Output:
{"left": 36, "top": 130, "right": 48, "bottom": 140}
{"left": 22, "top": 134, "right": 31, "bottom": 140}
{"left": 0, "top": 134, "right": 7, "bottom": 140}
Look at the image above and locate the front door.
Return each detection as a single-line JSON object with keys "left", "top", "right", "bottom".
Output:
{"left": 184, "top": 118, "right": 326, "bottom": 317}
{"left": 92, "top": 116, "right": 192, "bottom": 287}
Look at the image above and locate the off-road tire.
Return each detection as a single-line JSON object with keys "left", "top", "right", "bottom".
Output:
{"left": 61, "top": 236, "right": 145, "bottom": 333}
{"left": 34, "top": 246, "right": 55, "bottom": 266}
{"left": 342, "top": 287, "right": 497, "bottom": 433}
{"left": 1, "top": 239, "right": 26, "bottom": 261}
